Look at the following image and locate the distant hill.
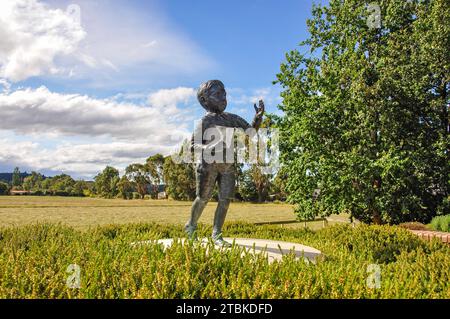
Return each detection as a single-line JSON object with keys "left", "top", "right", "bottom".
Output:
{"left": 0, "top": 172, "right": 32, "bottom": 183}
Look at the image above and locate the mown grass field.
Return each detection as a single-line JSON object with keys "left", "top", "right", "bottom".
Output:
{"left": 0, "top": 196, "right": 347, "bottom": 230}
{"left": 0, "top": 196, "right": 448, "bottom": 299}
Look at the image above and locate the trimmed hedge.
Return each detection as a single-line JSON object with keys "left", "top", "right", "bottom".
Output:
{"left": 0, "top": 222, "right": 448, "bottom": 298}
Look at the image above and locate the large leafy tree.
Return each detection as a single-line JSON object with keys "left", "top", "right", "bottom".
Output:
{"left": 125, "top": 164, "right": 150, "bottom": 199}
{"left": 23, "top": 172, "right": 44, "bottom": 192}
{"left": 238, "top": 169, "right": 259, "bottom": 202}
{"left": 246, "top": 165, "right": 271, "bottom": 203}
{"left": 248, "top": 117, "right": 274, "bottom": 203}
{"left": 12, "top": 167, "right": 21, "bottom": 187}
{"left": 163, "top": 156, "right": 196, "bottom": 201}
{"left": 47, "top": 174, "right": 76, "bottom": 196}
{"left": 270, "top": 168, "right": 288, "bottom": 201}
{"left": 94, "top": 166, "right": 120, "bottom": 199}
{"left": 117, "top": 175, "right": 134, "bottom": 200}
{"left": 146, "top": 154, "right": 165, "bottom": 198}
{"left": 22, "top": 173, "right": 88, "bottom": 197}
{"left": 72, "top": 180, "right": 89, "bottom": 197}
{"left": 276, "top": 0, "right": 449, "bottom": 224}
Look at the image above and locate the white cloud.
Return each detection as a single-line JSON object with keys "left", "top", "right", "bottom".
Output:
{"left": 75, "top": 0, "right": 213, "bottom": 72}
{"left": 44, "top": 0, "right": 216, "bottom": 88}
{"left": 0, "top": 85, "right": 198, "bottom": 178}
{"left": 228, "top": 87, "right": 282, "bottom": 107}
{"left": 0, "top": 79, "right": 11, "bottom": 93}
{"left": 0, "top": 139, "right": 174, "bottom": 179}
{"left": 0, "top": 86, "right": 192, "bottom": 141}
{"left": 0, "top": 0, "right": 86, "bottom": 82}
{"left": 143, "top": 40, "right": 158, "bottom": 48}
{"left": 0, "top": 83, "right": 281, "bottom": 178}
{"left": 148, "top": 87, "right": 197, "bottom": 116}
{"left": 0, "top": 0, "right": 215, "bottom": 87}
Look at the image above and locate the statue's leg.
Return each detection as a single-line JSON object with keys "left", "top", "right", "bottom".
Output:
{"left": 185, "top": 164, "right": 217, "bottom": 238}
{"left": 212, "top": 168, "right": 235, "bottom": 244}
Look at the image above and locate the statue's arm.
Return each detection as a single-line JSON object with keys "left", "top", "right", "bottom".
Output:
{"left": 191, "top": 119, "right": 205, "bottom": 154}
{"left": 252, "top": 115, "right": 263, "bottom": 130}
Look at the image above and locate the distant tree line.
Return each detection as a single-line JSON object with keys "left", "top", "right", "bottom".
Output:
{"left": 0, "top": 170, "right": 32, "bottom": 184}
{"left": 0, "top": 168, "right": 91, "bottom": 197}
{"left": 1, "top": 158, "right": 287, "bottom": 203}
{"left": 92, "top": 153, "right": 287, "bottom": 202}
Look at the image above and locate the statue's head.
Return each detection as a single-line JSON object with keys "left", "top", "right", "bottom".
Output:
{"left": 197, "top": 80, "right": 227, "bottom": 113}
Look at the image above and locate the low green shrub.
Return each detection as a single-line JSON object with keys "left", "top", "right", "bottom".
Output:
{"left": 132, "top": 192, "right": 141, "bottom": 200}
{"left": 430, "top": 215, "right": 450, "bottom": 233}
{"left": 0, "top": 222, "right": 448, "bottom": 298}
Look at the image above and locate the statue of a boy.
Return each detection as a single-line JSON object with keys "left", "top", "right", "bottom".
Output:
{"left": 185, "top": 80, "right": 264, "bottom": 246}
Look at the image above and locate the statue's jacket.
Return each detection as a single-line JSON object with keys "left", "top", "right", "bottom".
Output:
{"left": 191, "top": 111, "right": 252, "bottom": 171}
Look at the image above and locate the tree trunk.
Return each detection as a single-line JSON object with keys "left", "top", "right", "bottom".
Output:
{"left": 372, "top": 210, "right": 382, "bottom": 225}
{"left": 258, "top": 191, "right": 263, "bottom": 203}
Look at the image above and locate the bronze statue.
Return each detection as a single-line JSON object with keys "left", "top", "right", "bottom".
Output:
{"left": 185, "top": 80, "right": 264, "bottom": 246}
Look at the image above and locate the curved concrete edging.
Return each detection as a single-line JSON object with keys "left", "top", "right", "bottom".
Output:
{"left": 132, "top": 238, "right": 322, "bottom": 263}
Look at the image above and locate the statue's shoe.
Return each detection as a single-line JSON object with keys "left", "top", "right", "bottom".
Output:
{"left": 184, "top": 224, "right": 198, "bottom": 241}
{"left": 213, "top": 237, "right": 232, "bottom": 248}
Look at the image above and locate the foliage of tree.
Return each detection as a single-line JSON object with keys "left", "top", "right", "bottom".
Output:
{"left": 238, "top": 169, "right": 258, "bottom": 202}
{"left": 23, "top": 172, "right": 45, "bottom": 192}
{"left": 248, "top": 117, "right": 274, "bottom": 202}
{"left": 13, "top": 171, "right": 89, "bottom": 197}
{"left": 235, "top": 116, "right": 276, "bottom": 202}
{"left": 250, "top": 165, "right": 271, "bottom": 203}
{"left": 117, "top": 175, "right": 134, "bottom": 200}
{"left": 12, "top": 167, "right": 21, "bottom": 187}
{"left": 163, "top": 156, "right": 196, "bottom": 201}
{"left": 45, "top": 174, "right": 77, "bottom": 196}
{"left": 270, "top": 169, "right": 288, "bottom": 201}
{"left": 146, "top": 154, "right": 165, "bottom": 198}
{"left": 0, "top": 181, "right": 10, "bottom": 195}
{"left": 125, "top": 164, "right": 150, "bottom": 199}
{"left": 94, "top": 166, "right": 120, "bottom": 199}
{"left": 72, "top": 180, "right": 90, "bottom": 197}
{"left": 276, "top": 0, "right": 449, "bottom": 224}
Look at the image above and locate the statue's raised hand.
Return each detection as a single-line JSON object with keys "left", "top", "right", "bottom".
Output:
{"left": 254, "top": 100, "right": 265, "bottom": 118}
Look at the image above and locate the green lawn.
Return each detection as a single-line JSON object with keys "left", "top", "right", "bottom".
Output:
{"left": 0, "top": 196, "right": 349, "bottom": 230}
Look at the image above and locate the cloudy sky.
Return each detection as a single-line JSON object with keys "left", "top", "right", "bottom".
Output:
{"left": 0, "top": 0, "right": 320, "bottom": 179}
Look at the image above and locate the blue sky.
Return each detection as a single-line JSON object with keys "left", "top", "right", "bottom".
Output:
{"left": 160, "top": 0, "right": 313, "bottom": 88}
{"left": 0, "top": 0, "right": 324, "bottom": 179}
